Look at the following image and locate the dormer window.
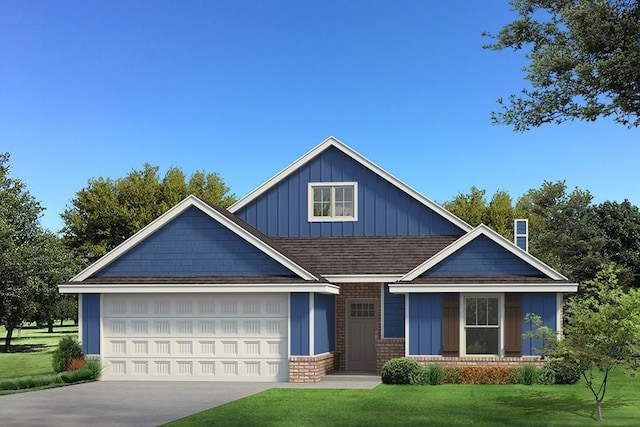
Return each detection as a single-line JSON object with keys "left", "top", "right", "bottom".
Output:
{"left": 308, "top": 182, "right": 358, "bottom": 222}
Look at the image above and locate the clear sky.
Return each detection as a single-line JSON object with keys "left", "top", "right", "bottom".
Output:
{"left": 2, "top": 1, "right": 638, "bottom": 233}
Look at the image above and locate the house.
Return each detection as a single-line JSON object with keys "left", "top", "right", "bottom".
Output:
{"left": 59, "top": 136, "right": 578, "bottom": 382}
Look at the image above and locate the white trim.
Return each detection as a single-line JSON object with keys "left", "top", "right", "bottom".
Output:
{"left": 287, "top": 293, "right": 292, "bottom": 359}
{"left": 309, "top": 292, "right": 315, "bottom": 356}
{"left": 556, "top": 292, "right": 564, "bottom": 339}
{"left": 404, "top": 294, "right": 410, "bottom": 357}
{"left": 400, "top": 224, "right": 568, "bottom": 282}
{"left": 388, "top": 283, "right": 578, "bottom": 293}
{"left": 228, "top": 136, "right": 472, "bottom": 232}
{"left": 460, "top": 293, "right": 504, "bottom": 357}
{"left": 98, "top": 294, "right": 103, "bottom": 360}
{"left": 77, "top": 294, "right": 83, "bottom": 347}
{"left": 380, "top": 284, "right": 385, "bottom": 339}
{"left": 71, "top": 195, "right": 318, "bottom": 282}
{"left": 323, "top": 274, "right": 404, "bottom": 283}
{"left": 307, "top": 182, "right": 358, "bottom": 222}
{"left": 59, "top": 283, "right": 340, "bottom": 295}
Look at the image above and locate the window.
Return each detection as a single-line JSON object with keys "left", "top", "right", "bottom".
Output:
{"left": 308, "top": 182, "right": 357, "bottom": 221}
{"left": 464, "top": 296, "right": 500, "bottom": 355}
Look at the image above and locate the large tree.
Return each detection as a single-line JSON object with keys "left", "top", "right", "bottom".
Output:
{"left": 485, "top": 0, "right": 640, "bottom": 130}
{"left": 61, "top": 164, "right": 236, "bottom": 262}
{"left": 443, "top": 187, "right": 515, "bottom": 239}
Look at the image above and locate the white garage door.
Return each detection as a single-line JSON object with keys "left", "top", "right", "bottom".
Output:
{"left": 101, "top": 293, "right": 289, "bottom": 382}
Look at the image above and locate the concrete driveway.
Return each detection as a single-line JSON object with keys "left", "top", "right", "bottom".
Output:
{"left": 0, "top": 381, "right": 274, "bottom": 427}
{"left": 0, "top": 374, "right": 380, "bottom": 426}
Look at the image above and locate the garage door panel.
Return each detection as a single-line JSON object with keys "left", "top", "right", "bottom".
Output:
{"left": 102, "top": 294, "right": 289, "bottom": 381}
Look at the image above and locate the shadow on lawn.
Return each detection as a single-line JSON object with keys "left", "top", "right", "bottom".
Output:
{"left": 496, "top": 390, "right": 628, "bottom": 422}
{"left": 0, "top": 344, "right": 48, "bottom": 353}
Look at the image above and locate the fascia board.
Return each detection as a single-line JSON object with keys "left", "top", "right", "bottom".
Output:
{"left": 400, "top": 224, "right": 567, "bottom": 281}
{"left": 389, "top": 283, "right": 579, "bottom": 293}
{"left": 59, "top": 283, "right": 341, "bottom": 295}
{"left": 322, "top": 274, "right": 404, "bottom": 283}
{"left": 72, "top": 195, "right": 318, "bottom": 282}
{"left": 228, "top": 136, "right": 472, "bottom": 232}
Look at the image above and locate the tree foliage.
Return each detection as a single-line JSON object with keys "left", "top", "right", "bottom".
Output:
{"left": 444, "top": 187, "right": 515, "bottom": 240}
{"left": 485, "top": 0, "right": 640, "bottom": 130}
{"left": 0, "top": 153, "right": 80, "bottom": 351}
{"left": 61, "top": 164, "right": 236, "bottom": 262}
{"left": 558, "top": 264, "right": 640, "bottom": 422}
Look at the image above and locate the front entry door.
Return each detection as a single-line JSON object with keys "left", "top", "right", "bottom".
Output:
{"left": 346, "top": 300, "right": 377, "bottom": 371}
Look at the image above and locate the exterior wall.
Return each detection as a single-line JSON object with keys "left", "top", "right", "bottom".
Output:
{"left": 290, "top": 293, "right": 310, "bottom": 356}
{"left": 522, "top": 293, "right": 557, "bottom": 356}
{"left": 81, "top": 294, "right": 101, "bottom": 355}
{"left": 235, "top": 146, "right": 465, "bottom": 237}
{"left": 408, "top": 293, "right": 443, "bottom": 355}
{"left": 423, "top": 235, "right": 542, "bottom": 276}
{"left": 289, "top": 352, "right": 339, "bottom": 383}
{"left": 377, "top": 338, "right": 405, "bottom": 372}
{"left": 411, "top": 356, "right": 544, "bottom": 367}
{"left": 314, "top": 293, "right": 336, "bottom": 354}
{"left": 336, "top": 283, "right": 381, "bottom": 371}
{"left": 383, "top": 284, "right": 404, "bottom": 338}
{"left": 97, "top": 207, "right": 293, "bottom": 277}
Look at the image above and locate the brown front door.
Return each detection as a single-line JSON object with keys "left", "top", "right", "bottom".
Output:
{"left": 346, "top": 300, "right": 377, "bottom": 371}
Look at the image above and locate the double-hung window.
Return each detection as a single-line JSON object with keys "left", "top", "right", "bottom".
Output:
{"left": 464, "top": 295, "right": 501, "bottom": 355}
{"left": 308, "top": 182, "right": 357, "bottom": 222}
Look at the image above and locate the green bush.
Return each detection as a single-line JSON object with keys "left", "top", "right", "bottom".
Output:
{"left": 537, "top": 367, "right": 556, "bottom": 385}
{"left": 60, "top": 369, "right": 93, "bottom": 384}
{"left": 381, "top": 358, "right": 421, "bottom": 384}
{"left": 546, "top": 359, "right": 582, "bottom": 384}
{"left": 0, "top": 380, "right": 17, "bottom": 391}
{"left": 441, "top": 366, "right": 461, "bottom": 384}
{"left": 52, "top": 336, "right": 83, "bottom": 373}
{"left": 85, "top": 360, "right": 103, "bottom": 380}
{"left": 428, "top": 364, "right": 443, "bottom": 385}
{"left": 409, "top": 367, "right": 430, "bottom": 385}
{"left": 521, "top": 364, "right": 539, "bottom": 385}
{"left": 508, "top": 367, "right": 522, "bottom": 384}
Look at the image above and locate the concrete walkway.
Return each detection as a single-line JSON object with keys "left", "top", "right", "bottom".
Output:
{"left": 0, "top": 374, "right": 381, "bottom": 426}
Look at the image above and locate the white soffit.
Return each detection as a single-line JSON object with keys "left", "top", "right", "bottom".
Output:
{"left": 228, "top": 136, "right": 472, "bottom": 232}
{"left": 400, "top": 224, "right": 568, "bottom": 282}
{"left": 71, "top": 195, "right": 318, "bottom": 282}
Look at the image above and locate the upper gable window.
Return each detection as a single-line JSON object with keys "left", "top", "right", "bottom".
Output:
{"left": 308, "top": 182, "right": 358, "bottom": 222}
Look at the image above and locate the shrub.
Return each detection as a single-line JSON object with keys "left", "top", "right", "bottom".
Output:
{"left": 67, "top": 357, "right": 86, "bottom": 371}
{"left": 409, "top": 367, "right": 430, "bottom": 385}
{"left": 508, "top": 367, "right": 522, "bottom": 384}
{"left": 521, "top": 364, "right": 539, "bottom": 385}
{"left": 13, "top": 377, "right": 36, "bottom": 389}
{"left": 60, "top": 369, "right": 93, "bottom": 384}
{"left": 0, "top": 380, "right": 17, "bottom": 391}
{"left": 428, "top": 364, "right": 443, "bottom": 385}
{"left": 52, "top": 336, "right": 83, "bottom": 373}
{"left": 442, "top": 366, "right": 461, "bottom": 384}
{"left": 458, "top": 366, "right": 511, "bottom": 384}
{"left": 546, "top": 359, "right": 582, "bottom": 384}
{"left": 85, "top": 360, "right": 103, "bottom": 380}
{"left": 538, "top": 366, "right": 556, "bottom": 385}
{"left": 381, "top": 358, "right": 421, "bottom": 384}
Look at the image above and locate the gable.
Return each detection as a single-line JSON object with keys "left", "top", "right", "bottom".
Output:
{"left": 421, "top": 235, "right": 544, "bottom": 277}
{"left": 234, "top": 143, "right": 466, "bottom": 237}
{"left": 94, "top": 206, "right": 295, "bottom": 277}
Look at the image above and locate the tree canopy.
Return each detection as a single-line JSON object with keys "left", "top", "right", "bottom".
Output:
{"left": 485, "top": 0, "right": 640, "bottom": 130}
{"left": 61, "top": 164, "right": 236, "bottom": 262}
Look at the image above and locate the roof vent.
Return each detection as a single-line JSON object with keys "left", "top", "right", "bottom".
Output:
{"left": 514, "top": 219, "right": 528, "bottom": 252}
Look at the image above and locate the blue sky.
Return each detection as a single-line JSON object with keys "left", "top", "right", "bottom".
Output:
{"left": 2, "top": 1, "right": 638, "bottom": 232}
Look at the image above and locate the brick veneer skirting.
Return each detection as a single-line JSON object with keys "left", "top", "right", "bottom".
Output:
{"left": 289, "top": 352, "right": 339, "bottom": 383}
{"left": 377, "top": 338, "right": 405, "bottom": 372}
{"left": 411, "top": 356, "right": 544, "bottom": 367}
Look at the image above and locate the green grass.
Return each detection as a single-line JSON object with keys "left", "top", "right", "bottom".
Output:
{"left": 166, "top": 369, "right": 639, "bottom": 426}
{"left": 0, "top": 324, "right": 78, "bottom": 380}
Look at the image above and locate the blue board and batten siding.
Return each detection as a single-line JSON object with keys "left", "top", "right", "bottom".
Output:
{"left": 314, "top": 293, "right": 336, "bottom": 354}
{"left": 290, "top": 293, "right": 310, "bottom": 356}
{"left": 96, "top": 207, "right": 293, "bottom": 277}
{"left": 235, "top": 146, "right": 465, "bottom": 237}
{"left": 384, "top": 284, "right": 405, "bottom": 338}
{"left": 408, "top": 293, "right": 443, "bottom": 355}
{"left": 522, "top": 293, "right": 557, "bottom": 356}
{"left": 81, "top": 294, "right": 101, "bottom": 355}
{"left": 423, "top": 235, "right": 543, "bottom": 276}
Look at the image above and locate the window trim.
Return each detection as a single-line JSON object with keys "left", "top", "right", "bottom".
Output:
{"left": 460, "top": 293, "right": 504, "bottom": 357}
{"left": 307, "top": 182, "right": 358, "bottom": 222}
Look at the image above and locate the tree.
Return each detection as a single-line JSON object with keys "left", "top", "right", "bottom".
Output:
{"left": 485, "top": 190, "right": 515, "bottom": 240}
{"left": 559, "top": 264, "right": 640, "bottom": 422}
{"left": 61, "top": 164, "right": 236, "bottom": 262}
{"left": 485, "top": 0, "right": 640, "bottom": 130}
{"left": 444, "top": 187, "right": 515, "bottom": 240}
{"left": 444, "top": 186, "right": 488, "bottom": 227}
{"left": 589, "top": 200, "right": 640, "bottom": 286}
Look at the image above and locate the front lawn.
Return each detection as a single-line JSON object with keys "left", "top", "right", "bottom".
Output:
{"left": 0, "top": 325, "right": 78, "bottom": 380}
{"left": 167, "top": 368, "right": 638, "bottom": 426}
